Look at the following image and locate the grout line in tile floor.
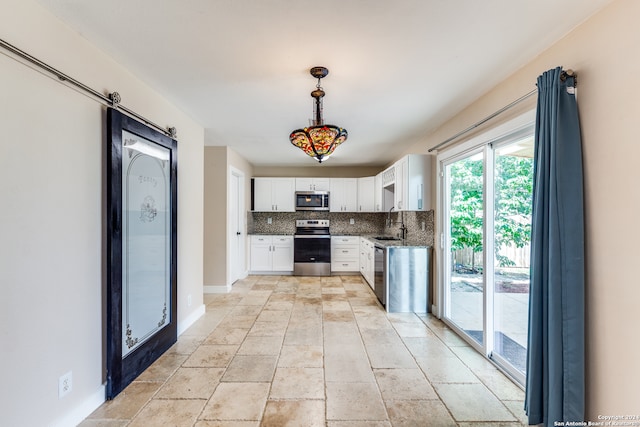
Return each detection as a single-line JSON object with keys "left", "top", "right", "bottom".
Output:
{"left": 80, "top": 275, "right": 527, "bottom": 427}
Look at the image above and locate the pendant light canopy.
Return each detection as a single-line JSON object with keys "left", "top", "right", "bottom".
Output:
{"left": 289, "top": 66, "right": 348, "bottom": 163}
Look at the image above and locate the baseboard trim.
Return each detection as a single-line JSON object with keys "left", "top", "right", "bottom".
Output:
{"left": 204, "top": 284, "right": 232, "bottom": 294}
{"left": 50, "top": 384, "right": 106, "bottom": 427}
{"left": 178, "top": 304, "right": 206, "bottom": 336}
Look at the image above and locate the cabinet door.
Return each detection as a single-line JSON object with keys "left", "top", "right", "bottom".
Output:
{"left": 357, "top": 177, "right": 375, "bottom": 212}
{"left": 295, "top": 178, "right": 313, "bottom": 191}
{"left": 272, "top": 178, "right": 295, "bottom": 212}
{"left": 271, "top": 236, "right": 293, "bottom": 271}
{"left": 395, "top": 157, "right": 407, "bottom": 210}
{"left": 253, "top": 178, "right": 273, "bottom": 211}
{"left": 329, "top": 178, "right": 345, "bottom": 212}
{"left": 366, "top": 243, "right": 375, "bottom": 287}
{"left": 406, "top": 154, "right": 432, "bottom": 211}
{"left": 343, "top": 178, "right": 358, "bottom": 212}
{"left": 374, "top": 173, "right": 383, "bottom": 212}
{"left": 295, "top": 177, "right": 330, "bottom": 192}
{"left": 313, "top": 178, "right": 330, "bottom": 191}
{"left": 250, "top": 236, "right": 272, "bottom": 271}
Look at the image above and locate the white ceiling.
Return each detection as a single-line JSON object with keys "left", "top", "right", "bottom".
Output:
{"left": 35, "top": 0, "right": 611, "bottom": 167}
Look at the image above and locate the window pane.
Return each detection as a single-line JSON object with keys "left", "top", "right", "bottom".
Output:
{"left": 446, "top": 152, "right": 484, "bottom": 345}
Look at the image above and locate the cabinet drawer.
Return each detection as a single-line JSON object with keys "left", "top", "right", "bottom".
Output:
{"left": 332, "top": 236, "right": 359, "bottom": 245}
{"left": 251, "top": 235, "right": 271, "bottom": 244}
{"left": 331, "top": 260, "right": 359, "bottom": 272}
{"left": 273, "top": 236, "right": 293, "bottom": 244}
{"left": 332, "top": 246, "right": 359, "bottom": 258}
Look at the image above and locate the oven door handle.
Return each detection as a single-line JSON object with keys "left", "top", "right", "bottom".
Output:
{"left": 294, "top": 235, "right": 331, "bottom": 239}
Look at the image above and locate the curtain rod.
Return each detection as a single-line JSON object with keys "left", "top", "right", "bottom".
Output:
{"left": 427, "top": 69, "right": 575, "bottom": 153}
{"left": 0, "top": 37, "right": 177, "bottom": 139}
{"left": 427, "top": 89, "right": 536, "bottom": 152}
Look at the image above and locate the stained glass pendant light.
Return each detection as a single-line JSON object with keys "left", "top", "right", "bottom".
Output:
{"left": 289, "top": 66, "right": 348, "bottom": 163}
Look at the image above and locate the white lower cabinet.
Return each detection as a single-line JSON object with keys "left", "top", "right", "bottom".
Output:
{"left": 250, "top": 235, "right": 293, "bottom": 272}
{"left": 331, "top": 235, "right": 360, "bottom": 272}
{"left": 360, "top": 238, "right": 375, "bottom": 288}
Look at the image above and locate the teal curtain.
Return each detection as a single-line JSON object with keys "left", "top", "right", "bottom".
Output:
{"left": 525, "top": 67, "right": 585, "bottom": 425}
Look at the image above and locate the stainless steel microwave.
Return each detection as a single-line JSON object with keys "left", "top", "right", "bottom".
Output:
{"left": 295, "top": 191, "right": 330, "bottom": 211}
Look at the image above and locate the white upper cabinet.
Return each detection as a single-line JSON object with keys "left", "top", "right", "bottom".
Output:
{"left": 395, "top": 156, "right": 408, "bottom": 210}
{"left": 357, "top": 176, "right": 375, "bottom": 212}
{"left": 253, "top": 179, "right": 273, "bottom": 212}
{"left": 253, "top": 178, "right": 295, "bottom": 212}
{"left": 330, "top": 178, "right": 358, "bottom": 212}
{"left": 382, "top": 154, "right": 432, "bottom": 211}
{"left": 374, "top": 172, "right": 384, "bottom": 212}
{"left": 295, "top": 178, "right": 330, "bottom": 192}
{"left": 252, "top": 163, "right": 430, "bottom": 213}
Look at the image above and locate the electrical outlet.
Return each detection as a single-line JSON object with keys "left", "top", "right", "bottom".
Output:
{"left": 59, "top": 371, "right": 72, "bottom": 399}
{"left": 187, "top": 294, "right": 192, "bottom": 307}
{"left": 349, "top": 218, "right": 355, "bottom": 225}
{"left": 267, "top": 217, "right": 272, "bottom": 224}
{"left": 421, "top": 221, "right": 425, "bottom": 231}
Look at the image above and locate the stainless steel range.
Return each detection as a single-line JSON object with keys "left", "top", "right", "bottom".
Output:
{"left": 293, "top": 219, "right": 331, "bottom": 276}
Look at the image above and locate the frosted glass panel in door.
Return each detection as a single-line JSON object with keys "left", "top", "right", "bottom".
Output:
{"left": 121, "top": 130, "right": 171, "bottom": 357}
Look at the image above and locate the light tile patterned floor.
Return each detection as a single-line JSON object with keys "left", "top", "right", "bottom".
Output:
{"left": 80, "top": 275, "right": 527, "bottom": 426}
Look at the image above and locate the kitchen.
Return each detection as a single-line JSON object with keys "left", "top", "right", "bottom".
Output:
{"left": 246, "top": 154, "right": 434, "bottom": 314}
{"left": 5, "top": 0, "right": 639, "bottom": 424}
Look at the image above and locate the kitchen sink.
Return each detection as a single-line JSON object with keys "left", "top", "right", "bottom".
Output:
{"left": 374, "top": 236, "right": 401, "bottom": 241}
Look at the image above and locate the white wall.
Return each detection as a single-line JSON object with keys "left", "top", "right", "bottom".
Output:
{"left": 203, "top": 147, "right": 253, "bottom": 290}
{"left": 0, "top": 0, "right": 204, "bottom": 425}
{"left": 416, "top": 0, "right": 640, "bottom": 416}
{"left": 227, "top": 147, "right": 254, "bottom": 283}
{"left": 203, "top": 147, "right": 228, "bottom": 289}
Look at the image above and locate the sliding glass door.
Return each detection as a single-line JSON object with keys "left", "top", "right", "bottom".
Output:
{"left": 440, "top": 123, "right": 533, "bottom": 383}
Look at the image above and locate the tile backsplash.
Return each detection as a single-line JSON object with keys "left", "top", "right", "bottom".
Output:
{"left": 249, "top": 210, "right": 434, "bottom": 247}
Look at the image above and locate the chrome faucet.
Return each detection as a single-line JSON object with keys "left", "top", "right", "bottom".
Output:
{"left": 394, "top": 210, "right": 407, "bottom": 240}
{"left": 399, "top": 216, "right": 408, "bottom": 240}
{"left": 387, "top": 206, "right": 394, "bottom": 228}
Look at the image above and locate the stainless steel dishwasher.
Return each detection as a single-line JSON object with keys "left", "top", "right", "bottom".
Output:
{"left": 374, "top": 244, "right": 430, "bottom": 313}
{"left": 373, "top": 245, "right": 386, "bottom": 305}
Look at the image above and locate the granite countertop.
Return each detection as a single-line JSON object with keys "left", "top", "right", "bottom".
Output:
{"left": 248, "top": 233, "right": 430, "bottom": 248}
{"left": 360, "top": 235, "right": 431, "bottom": 248}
